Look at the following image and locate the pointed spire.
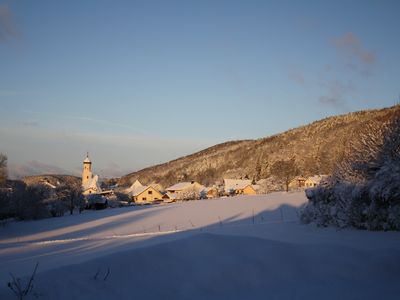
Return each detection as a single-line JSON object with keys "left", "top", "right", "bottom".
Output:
{"left": 83, "top": 152, "right": 91, "bottom": 163}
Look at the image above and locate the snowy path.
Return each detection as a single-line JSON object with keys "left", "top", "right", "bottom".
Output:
{"left": 1, "top": 192, "right": 400, "bottom": 299}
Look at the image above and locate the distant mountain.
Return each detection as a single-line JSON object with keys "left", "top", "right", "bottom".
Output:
{"left": 8, "top": 161, "right": 72, "bottom": 180}
{"left": 119, "top": 106, "right": 400, "bottom": 188}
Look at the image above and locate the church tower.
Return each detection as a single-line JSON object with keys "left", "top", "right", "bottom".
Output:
{"left": 82, "top": 153, "right": 92, "bottom": 187}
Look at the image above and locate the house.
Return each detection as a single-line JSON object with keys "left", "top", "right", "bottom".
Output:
{"left": 288, "top": 177, "right": 306, "bottom": 189}
{"left": 131, "top": 186, "right": 163, "bottom": 204}
{"left": 205, "top": 186, "right": 219, "bottom": 199}
{"left": 223, "top": 179, "right": 257, "bottom": 196}
{"left": 162, "top": 192, "right": 177, "bottom": 203}
{"left": 126, "top": 180, "right": 163, "bottom": 204}
{"left": 166, "top": 181, "right": 205, "bottom": 200}
{"left": 305, "top": 175, "right": 328, "bottom": 188}
{"left": 82, "top": 154, "right": 102, "bottom": 195}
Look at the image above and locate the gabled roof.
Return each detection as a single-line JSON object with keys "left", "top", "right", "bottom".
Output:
{"left": 130, "top": 185, "right": 149, "bottom": 197}
{"left": 224, "top": 179, "right": 252, "bottom": 192}
{"left": 164, "top": 192, "right": 178, "bottom": 200}
{"left": 125, "top": 180, "right": 143, "bottom": 194}
{"left": 306, "top": 175, "right": 328, "bottom": 184}
{"left": 127, "top": 183, "right": 161, "bottom": 197}
{"left": 166, "top": 181, "right": 199, "bottom": 191}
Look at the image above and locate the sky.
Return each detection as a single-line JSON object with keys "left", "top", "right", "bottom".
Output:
{"left": 1, "top": 0, "right": 400, "bottom": 178}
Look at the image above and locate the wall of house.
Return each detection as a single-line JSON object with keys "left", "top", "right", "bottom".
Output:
{"left": 134, "top": 187, "right": 163, "bottom": 203}
{"left": 207, "top": 189, "right": 218, "bottom": 198}
{"left": 305, "top": 180, "right": 317, "bottom": 187}
{"left": 83, "top": 187, "right": 97, "bottom": 195}
{"left": 242, "top": 185, "right": 257, "bottom": 195}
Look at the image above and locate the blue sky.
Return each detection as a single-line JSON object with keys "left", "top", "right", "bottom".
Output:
{"left": 1, "top": 0, "right": 399, "bottom": 178}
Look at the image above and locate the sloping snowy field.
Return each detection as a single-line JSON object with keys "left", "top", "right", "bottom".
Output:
{"left": 1, "top": 192, "right": 400, "bottom": 299}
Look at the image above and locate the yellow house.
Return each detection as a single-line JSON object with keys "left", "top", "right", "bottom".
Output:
{"left": 305, "top": 175, "right": 327, "bottom": 188}
{"left": 206, "top": 187, "right": 219, "bottom": 199}
{"left": 131, "top": 185, "right": 163, "bottom": 204}
{"left": 125, "top": 179, "right": 163, "bottom": 203}
{"left": 289, "top": 177, "right": 306, "bottom": 189}
{"left": 223, "top": 179, "right": 257, "bottom": 196}
{"left": 237, "top": 185, "right": 257, "bottom": 195}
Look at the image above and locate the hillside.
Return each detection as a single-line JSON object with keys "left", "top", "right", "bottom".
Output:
{"left": 119, "top": 106, "right": 400, "bottom": 188}
{"left": 22, "top": 174, "right": 81, "bottom": 188}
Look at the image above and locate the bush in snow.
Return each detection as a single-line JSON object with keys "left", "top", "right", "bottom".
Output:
{"left": 301, "top": 111, "right": 400, "bottom": 230}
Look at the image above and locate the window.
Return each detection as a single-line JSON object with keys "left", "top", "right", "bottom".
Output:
{"left": 142, "top": 197, "right": 147, "bottom": 201}
{"left": 148, "top": 190, "right": 153, "bottom": 195}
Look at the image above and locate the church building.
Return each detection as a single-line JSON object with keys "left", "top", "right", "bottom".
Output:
{"left": 82, "top": 153, "right": 102, "bottom": 195}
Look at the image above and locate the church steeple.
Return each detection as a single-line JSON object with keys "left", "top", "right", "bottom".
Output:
{"left": 82, "top": 153, "right": 92, "bottom": 186}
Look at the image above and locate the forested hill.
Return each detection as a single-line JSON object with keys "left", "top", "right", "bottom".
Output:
{"left": 22, "top": 175, "right": 81, "bottom": 188}
{"left": 119, "top": 106, "right": 400, "bottom": 188}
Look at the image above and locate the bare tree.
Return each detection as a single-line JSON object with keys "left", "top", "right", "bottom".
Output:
{"left": 55, "top": 183, "right": 85, "bottom": 215}
{"left": 270, "top": 158, "right": 300, "bottom": 192}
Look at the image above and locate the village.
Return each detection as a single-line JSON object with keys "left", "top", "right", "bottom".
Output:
{"left": 81, "top": 154, "right": 327, "bottom": 208}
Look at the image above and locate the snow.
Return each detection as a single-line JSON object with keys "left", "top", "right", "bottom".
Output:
{"left": 166, "top": 181, "right": 203, "bottom": 191}
{"left": 1, "top": 192, "right": 400, "bottom": 299}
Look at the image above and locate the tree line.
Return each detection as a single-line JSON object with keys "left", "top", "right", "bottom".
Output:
{"left": 0, "top": 154, "right": 85, "bottom": 221}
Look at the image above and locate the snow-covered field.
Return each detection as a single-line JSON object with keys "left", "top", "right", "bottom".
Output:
{"left": 1, "top": 192, "right": 400, "bottom": 299}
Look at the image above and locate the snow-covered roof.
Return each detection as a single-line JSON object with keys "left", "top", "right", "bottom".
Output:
{"left": 125, "top": 180, "right": 144, "bottom": 194}
{"left": 306, "top": 175, "right": 328, "bottom": 184}
{"left": 125, "top": 181, "right": 161, "bottom": 197}
{"left": 130, "top": 185, "right": 150, "bottom": 197}
{"left": 224, "top": 179, "right": 252, "bottom": 192}
{"left": 164, "top": 192, "right": 178, "bottom": 200}
{"left": 166, "top": 181, "right": 199, "bottom": 191}
{"left": 83, "top": 175, "right": 102, "bottom": 193}
{"left": 83, "top": 157, "right": 91, "bottom": 163}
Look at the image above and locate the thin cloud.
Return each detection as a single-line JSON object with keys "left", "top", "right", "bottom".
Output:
{"left": 24, "top": 110, "right": 148, "bottom": 134}
{"left": 333, "top": 32, "right": 376, "bottom": 65}
{"left": 318, "top": 80, "right": 354, "bottom": 111}
{"left": 0, "top": 4, "right": 18, "bottom": 41}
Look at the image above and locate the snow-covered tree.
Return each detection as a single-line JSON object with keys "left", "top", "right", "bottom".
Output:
{"left": 302, "top": 111, "right": 400, "bottom": 230}
{"left": 176, "top": 186, "right": 201, "bottom": 201}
